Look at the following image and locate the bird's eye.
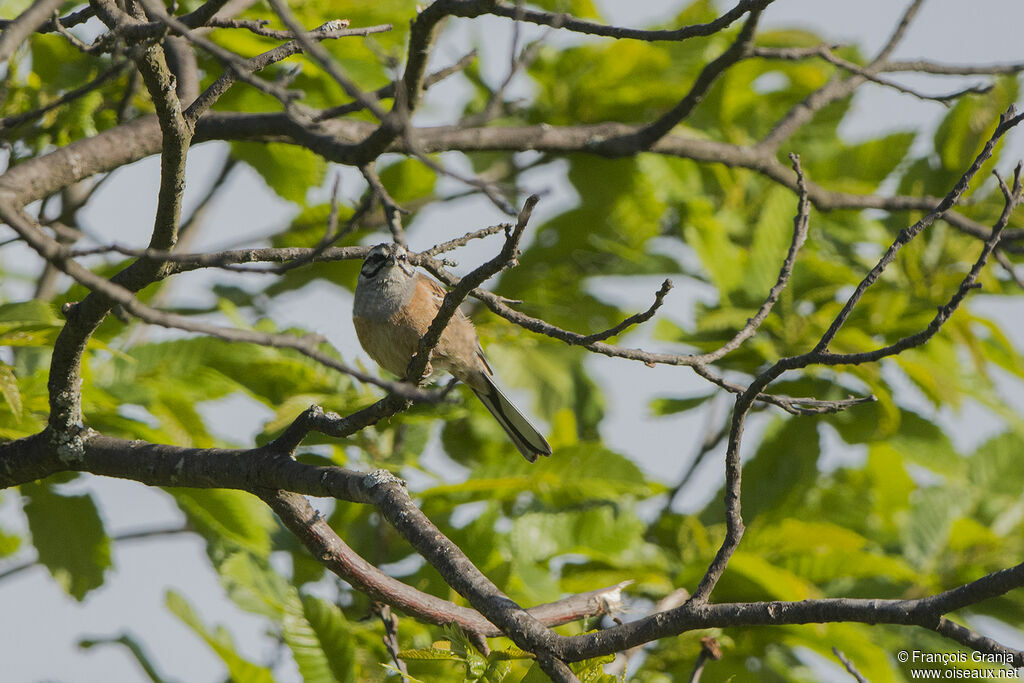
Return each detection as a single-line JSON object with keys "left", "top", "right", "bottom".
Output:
{"left": 398, "top": 252, "right": 407, "bottom": 261}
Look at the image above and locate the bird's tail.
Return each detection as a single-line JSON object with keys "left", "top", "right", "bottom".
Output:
{"left": 471, "top": 375, "right": 552, "bottom": 462}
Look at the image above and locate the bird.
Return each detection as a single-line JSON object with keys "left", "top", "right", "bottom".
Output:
{"left": 352, "top": 242, "right": 552, "bottom": 462}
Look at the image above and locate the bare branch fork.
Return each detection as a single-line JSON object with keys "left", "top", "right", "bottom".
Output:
{"left": 407, "top": 194, "right": 539, "bottom": 384}
{"left": 5, "top": 0, "right": 1024, "bottom": 676}
{"left": 683, "top": 106, "right": 1024, "bottom": 619}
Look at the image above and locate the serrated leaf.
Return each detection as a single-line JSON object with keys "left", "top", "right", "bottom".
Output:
{"left": 714, "top": 417, "right": 820, "bottom": 524}
{"left": 934, "top": 78, "right": 1018, "bottom": 173}
{"left": 216, "top": 551, "right": 292, "bottom": 618}
{"left": 170, "top": 489, "right": 276, "bottom": 557}
{"left": 398, "top": 647, "right": 467, "bottom": 662}
{"left": 902, "top": 486, "right": 968, "bottom": 568}
{"left": 232, "top": 141, "right": 326, "bottom": 204}
{"left": 744, "top": 185, "right": 799, "bottom": 296}
{"left": 509, "top": 505, "right": 660, "bottom": 568}
{"left": 968, "top": 432, "right": 1024, "bottom": 496}
{"left": 301, "top": 595, "right": 357, "bottom": 683}
{"left": 423, "top": 442, "right": 661, "bottom": 505}
{"left": 22, "top": 483, "right": 111, "bottom": 601}
{"left": 213, "top": 551, "right": 353, "bottom": 683}
{"left": 166, "top": 590, "right": 276, "bottom": 683}
{"left": 0, "top": 362, "right": 22, "bottom": 420}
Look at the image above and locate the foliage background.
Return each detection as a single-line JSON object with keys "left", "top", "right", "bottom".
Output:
{"left": 1, "top": 0, "right": 1024, "bottom": 681}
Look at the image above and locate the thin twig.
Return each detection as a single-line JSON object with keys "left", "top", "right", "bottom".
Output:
{"left": 421, "top": 223, "right": 510, "bottom": 257}
{"left": 208, "top": 17, "right": 391, "bottom": 41}
{"left": 374, "top": 603, "right": 409, "bottom": 679}
{"left": 271, "top": 171, "right": 364, "bottom": 275}
{"left": 0, "top": 6, "right": 94, "bottom": 32}
{"left": 994, "top": 249, "right": 1024, "bottom": 289}
{"left": 832, "top": 647, "right": 870, "bottom": 683}
{"left": 406, "top": 194, "right": 540, "bottom": 383}
{"left": 0, "top": 62, "right": 129, "bottom": 132}
{"left": 361, "top": 163, "right": 408, "bottom": 246}
{"left": 0, "top": 202, "right": 437, "bottom": 402}
{"left": 687, "top": 110, "right": 1024, "bottom": 608}
{"left": 688, "top": 637, "right": 722, "bottom": 683}
{"left": 812, "top": 109, "right": 1023, "bottom": 356}
{"left": 753, "top": 44, "right": 992, "bottom": 106}
{"left": 265, "top": 0, "right": 388, "bottom": 121}
{"left": 315, "top": 50, "right": 477, "bottom": 121}
{"left": 447, "top": 0, "right": 771, "bottom": 42}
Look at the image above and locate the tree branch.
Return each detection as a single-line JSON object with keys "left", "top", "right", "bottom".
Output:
{"left": 406, "top": 194, "right": 539, "bottom": 383}
{"left": 0, "top": 0, "right": 65, "bottom": 63}
{"left": 437, "top": 0, "right": 772, "bottom": 42}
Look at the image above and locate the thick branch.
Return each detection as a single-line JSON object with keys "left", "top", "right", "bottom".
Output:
{"left": 2, "top": 430, "right": 1022, "bottom": 665}
{"left": 37, "top": 19, "right": 194, "bottom": 434}
{"left": 262, "top": 489, "right": 626, "bottom": 637}
{"left": 0, "top": 0, "right": 65, "bottom": 63}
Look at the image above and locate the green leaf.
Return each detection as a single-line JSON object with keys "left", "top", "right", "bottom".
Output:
{"left": 523, "top": 652, "right": 621, "bottom": 683}
{"left": 424, "top": 442, "right": 660, "bottom": 505}
{"left": 902, "top": 486, "right": 968, "bottom": 569}
{"left": 649, "top": 392, "right": 714, "bottom": 416}
{"left": 165, "top": 590, "right": 276, "bottom": 683}
{"left": 0, "top": 521, "right": 21, "bottom": 558}
{"left": 526, "top": 0, "right": 601, "bottom": 19}
{"left": 968, "top": 432, "right": 1024, "bottom": 497}
{"left": 934, "top": 78, "right": 1018, "bottom": 174}
{"left": 746, "top": 519, "right": 919, "bottom": 585}
{"left": 380, "top": 664, "right": 427, "bottom": 681}
{"left": 571, "top": 652, "right": 621, "bottom": 682}
{"left": 712, "top": 417, "right": 820, "bottom": 524}
{"left": 723, "top": 551, "right": 819, "bottom": 601}
{"left": 808, "top": 132, "right": 916, "bottom": 193}
{"left": 509, "top": 505, "right": 660, "bottom": 567}
{"left": 231, "top": 141, "right": 327, "bottom": 204}
{"left": 21, "top": 483, "right": 112, "bottom": 601}
{"left": 398, "top": 646, "right": 467, "bottom": 662}
{"left": 0, "top": 362, "right": 22, "bottom": 420}
{"left": 216, "top": 550, "right": 292, "bottom": 618}
{"left": 0, "top": 300, "right": 62, "bottom": 349}
{"left": 875, "top": 409, "right": 962, "bottom": 478}
{"left": 77, "top": 633, "right": 172, "bottom": 683}
{"left": 214, "top": 551, "right": 356, "bottom": 683}
{"left": 0, "top": 0, "right": 33, "bottom": 16}
{"left": 31, "top": 34, "right": 98, "bottom": 91}
{"left": 684, "top": 210, "right": 746, "bottom": 298}
{"left": 378, "top": 158, "right": 437, "bottom": 204}
{"left": 170, "top": 488, "right": 276, "bottom": 557}
{"left": 301, "top": 595, "right": 357, "bottom": 683}
{"left": 785, "top": 623, "right": 899, "bottom": 683}
{"left": 744, "top": 184, "right": 800, "bottom": 296}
